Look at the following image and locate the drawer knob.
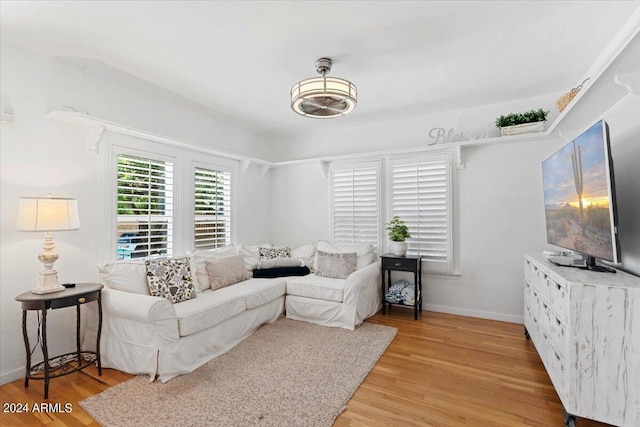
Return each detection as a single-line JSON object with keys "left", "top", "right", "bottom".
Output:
{"left": 78, "top": 297, "right": 86, "bottom": 304}
{"left": 394, "top": 263, "right": 402, "bottom": 267}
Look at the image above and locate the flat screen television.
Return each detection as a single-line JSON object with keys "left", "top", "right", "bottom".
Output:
{"left": 541, "top": 120, "right": 620, "bottom": 271}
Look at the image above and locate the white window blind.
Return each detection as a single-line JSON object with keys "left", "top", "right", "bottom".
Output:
{"left": 390, "top": 154, "right": 452, "bottom": 272}
{"left": 194, "top": 167, "right": 232, "bottom": 249}
{"left": 331, "top": 162, "right": 380, "bottom": 249}
{"left": 116, "top": 154, "right": 174, "bottom": 259}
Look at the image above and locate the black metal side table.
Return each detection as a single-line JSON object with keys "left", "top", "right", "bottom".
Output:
{"left": 381, "top": 254, "right": 423, "bottom": 320}
{"left": 15, "top": 283, "right": 103, "bottom": 399}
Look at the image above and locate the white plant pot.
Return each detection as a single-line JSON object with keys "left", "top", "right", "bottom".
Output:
{"left": 390, "top": 241, "right": 408, "bottom": 256}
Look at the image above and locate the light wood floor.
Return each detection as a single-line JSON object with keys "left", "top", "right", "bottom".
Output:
{"left": 0, "top": 310, "right": 611, "bottom": 426}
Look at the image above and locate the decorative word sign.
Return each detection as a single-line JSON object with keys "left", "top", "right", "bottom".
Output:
{"left": 428, "top": 125, "right": 495, "bottom": 145}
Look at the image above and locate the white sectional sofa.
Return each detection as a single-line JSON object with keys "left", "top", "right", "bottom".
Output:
{"left": 83, "top": 241, "right": 381, "bottom": 382}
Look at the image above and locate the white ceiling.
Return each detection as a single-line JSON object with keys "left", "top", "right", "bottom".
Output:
{"left": 1, "top": 1, "right": 638, "bottom": 140}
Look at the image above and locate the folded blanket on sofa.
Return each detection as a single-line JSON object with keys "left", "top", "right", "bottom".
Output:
{"left": 252, "top": 266, "right": 311, "bottom": 278}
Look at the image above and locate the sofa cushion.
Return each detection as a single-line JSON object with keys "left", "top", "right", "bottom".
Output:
{"left": 98, "top": 260, "right": 149, "bottom": 295}
{"left": 145, "top": 257, "right": 197, "bottom": 304}
{"left": 286, "top": 274, "right": 346, "bottom": 303}
{"left": 205, "top": 255, "right": 250, "bottom": 291}
{"left": 315, "top": 241, "right": 375, "bottom": 270}
{"left": 231, "top": 278, "right": 287, "bottom": 309}
{"left": 173, "top": 286, "right": 247, "bottom": 336}
{"left": 191, "top": 245, "right": 238, "bottom": 291}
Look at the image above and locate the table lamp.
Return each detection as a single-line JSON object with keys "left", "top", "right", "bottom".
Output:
{"left": 15, "top": 195, "right": 80, "bottom": 294}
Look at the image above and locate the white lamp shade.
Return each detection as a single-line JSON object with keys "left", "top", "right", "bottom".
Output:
{"left": 15, "top": 197, "right": 80, "bottom": 231}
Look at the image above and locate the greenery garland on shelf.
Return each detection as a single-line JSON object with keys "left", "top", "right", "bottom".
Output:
{"left": 494, "top": 109, "right": 549, "bottom": 128}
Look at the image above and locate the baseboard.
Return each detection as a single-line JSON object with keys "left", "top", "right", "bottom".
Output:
{"left": 1, "top": 366, "right": 25, "bottom": 386}
{"left": 424, "top": 303, "right": 524, "bottom": 324}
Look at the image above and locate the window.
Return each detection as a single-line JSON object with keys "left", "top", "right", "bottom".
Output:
{"left": 389, "top": 153, "right": 453, "bottom": 273}
{"left": 100, "top": 133, "right": 239, "bottom": 262}
{"left": 194, "top": 166, "right": 232, "bottom": 249}
{"left": 116, "top": 154, "right": 174, "bottom": 259}
{"left": 331, "top": 161, "right": 380, "bottom": 249}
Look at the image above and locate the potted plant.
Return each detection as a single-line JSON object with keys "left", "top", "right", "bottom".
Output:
{"left": 386, "top": 216, "right": 411, "bottom": 256}
{"left": 495, "top": 108, "right": 549, "bottom": 136}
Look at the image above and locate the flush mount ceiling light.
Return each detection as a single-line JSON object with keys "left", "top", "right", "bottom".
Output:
{"left": 290, "top": 58, "right": 358, "bottom": 118}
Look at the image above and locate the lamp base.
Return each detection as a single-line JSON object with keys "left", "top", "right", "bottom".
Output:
{"left": 32, "top": 270, "right": 66, "bottom": 294}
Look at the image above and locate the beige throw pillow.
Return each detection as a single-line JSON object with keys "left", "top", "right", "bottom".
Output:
{"left": 190, "top": 245, "right": 238, "bottom": 291}
{"left": 205, "top": 255, "right": 250, "bottom": 291}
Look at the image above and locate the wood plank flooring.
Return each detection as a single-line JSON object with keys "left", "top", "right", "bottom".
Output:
{"left": 0, "top": 310, "right": 612, "bottom": 426}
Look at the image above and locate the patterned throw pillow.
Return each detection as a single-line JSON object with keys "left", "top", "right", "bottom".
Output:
{"left": 315, "top": 250, "right": 357, "bottom": 279}
{"left": 145, "top": 258, "right": 197, "bottom": 304}
{"left": 258, "top": 246, "right": 290, "bottom": 260}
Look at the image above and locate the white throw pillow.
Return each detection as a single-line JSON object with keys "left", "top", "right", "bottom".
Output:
{"left": 98, "top": 260, "right": 149, "bottom": 295}
{"left": 315, "top": 240, "right": 375, "bottom": 271}
{"left": 289, "top": 243, "right": 317, "bottom": 268}
{"left": 190, "top": 245, "right": 238, "bottom": 291}
{"left": 237, "top": 243, "right": 271, "bottom": 271}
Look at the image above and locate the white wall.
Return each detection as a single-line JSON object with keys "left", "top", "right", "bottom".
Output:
{"left": 426, "top": 140, "right": 552, "bottom": 322}
{"left": 0, "top": 42, "right": 270, "bottom": 385}
{"left": 269, "top": 163, "right": 331, "bottom": 246}
{"left": 46, "top": 56, "right": 272, "bottom": 161}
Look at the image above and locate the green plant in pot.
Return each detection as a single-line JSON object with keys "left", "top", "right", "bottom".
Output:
{"left": 386, "top": 216, "right": 411, "bottom": 256}
{"left": 495, "top": 108, "right": 549, "bottom": 136}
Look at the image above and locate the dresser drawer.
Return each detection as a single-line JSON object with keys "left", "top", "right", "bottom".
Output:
{"left": 524, "top": 259, "right": 538, "bottom": 285}
{"left": 536, "top": 270, "right": 551, "bottom": 301}
{"left": 549, "top": 314, "right": 567, "bottom": 358}
{"left": 382, "top": 257, "right": 419, "bottom": 272}
{"left": 549, "top": 277, "right": 568, "bottom": 321}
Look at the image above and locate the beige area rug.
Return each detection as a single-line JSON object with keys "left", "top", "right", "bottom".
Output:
{"left": 80, "top": 318, "right": 397, "bottom": 427}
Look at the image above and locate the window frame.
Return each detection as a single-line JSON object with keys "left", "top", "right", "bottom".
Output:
{"left": 387, "top": 151, "right": 455, "bottom": 274}
{"left": 329, "top": 160, "right": 382, "bottom": 250}
{"left": 191, "top": 161, "right": 235, "bottom": 250}
{"left": 116, "top": 152, "right": 176, "bottom": 259}
{"left": 98, "top": 132, "right": 238, "bottom": 261}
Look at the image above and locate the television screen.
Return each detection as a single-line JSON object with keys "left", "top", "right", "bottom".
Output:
{"left": 542, "top": 120, "right": 619, "bottom": 263}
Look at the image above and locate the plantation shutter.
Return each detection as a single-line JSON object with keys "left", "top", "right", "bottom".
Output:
{"left": 116, "top": 154, "right": 174, "bottom": 259}
{"left": 331, "top": 161, "right": 380, "bottom": 249}
{"left": 390, "top": 154, "right": 452, "bottom": 272}
{"left": 194, "top": 167, "right": 232, "bottom": 249}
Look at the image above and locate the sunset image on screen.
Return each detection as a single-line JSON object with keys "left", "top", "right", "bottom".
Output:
{"left": 542, "top": 121, "right": 615, "bottom": 260}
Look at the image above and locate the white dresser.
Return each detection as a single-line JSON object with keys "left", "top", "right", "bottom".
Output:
{"left": 524, "top": 253, "right": 640, "bottom": 427}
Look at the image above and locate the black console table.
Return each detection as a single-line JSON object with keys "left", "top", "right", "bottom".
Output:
{"left": 15, "top": 283, "right": 103, "bottom": 398}
{"left": 381, "top": 254, "right": 423, "bottom": 320}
